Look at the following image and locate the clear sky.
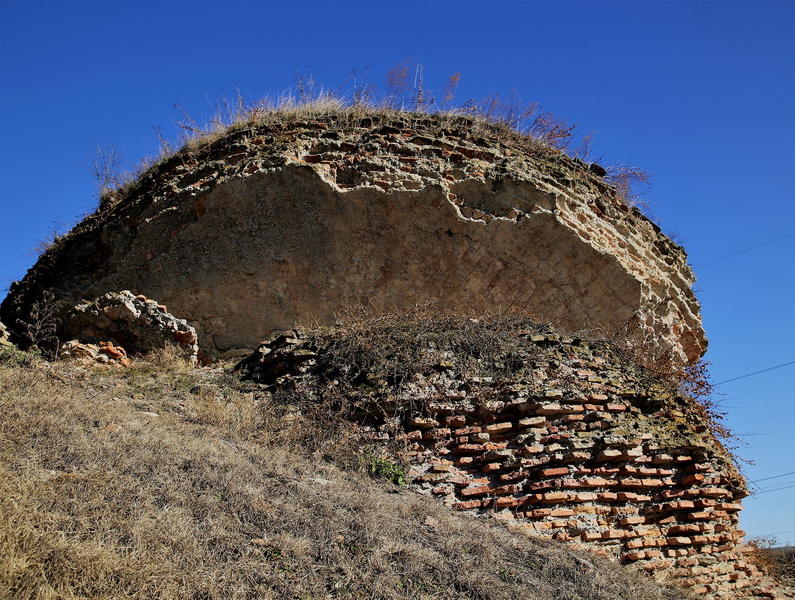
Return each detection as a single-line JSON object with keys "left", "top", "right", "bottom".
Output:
{"left": 1, "top": 0, "right": 793, "bottom": 543}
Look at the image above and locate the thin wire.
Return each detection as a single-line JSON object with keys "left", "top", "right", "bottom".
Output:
{"left": 758, "top": 528, "right": 795, "bottom": 536}
{"left": 745, "top": 475, "right": 764, "bottom": 494}
{"left": 754, "top": 470, "right": 795, "bottom": 483}
{"left": 696, "top": 231, "right": 795, "bottom": 268}
{"left": 714, "top": 360, "right": 795, "bottom": 385}
{"left": 754, "top": 482, "right": 795, "bottom": 495}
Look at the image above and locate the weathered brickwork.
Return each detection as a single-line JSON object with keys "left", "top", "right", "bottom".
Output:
{"left": 2, "top": 112, "right": 704, "bottom": 363}
{"left": 238, "top": 325, "right": 779, "bottom": 599}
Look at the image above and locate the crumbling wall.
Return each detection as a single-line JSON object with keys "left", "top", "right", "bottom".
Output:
{"left": 237, "top": 325, "right": 777, "bottom": 599}
{"left": 1, "top": 113, "right": 704, "bottom": 363}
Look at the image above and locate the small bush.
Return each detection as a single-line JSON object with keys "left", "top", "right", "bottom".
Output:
{"left": 365, "top": 454, "right": 407, "bottom": 486}
{"left": 0, "top": 346, "right": 38, "bottom": 368}
{"left": 15, "top": 290, "right": 63, "bottom": 358}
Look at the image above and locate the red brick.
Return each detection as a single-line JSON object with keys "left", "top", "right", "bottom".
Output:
{"left": 668, "top": 524, "right": 702, "bottom": 535}
{"left": 460, "top": 485, "right": 491, "bottom": 497}
{"left": 495, "top": 496, "right": 526, "bottom": 508}
{"left": 453, "top": 443, "right": 484, "bottom": 454}
{"left": 485, "top": 422, "right": 513, "bottom": 433}
{"left": 453, "top": 500, "right": 483, "bottom": 510}
{"left": 598, "top": 492, "right": 619, "bottom": 501}
{"left": 445, "top": 415, "right": 467, "bottom": 427}
{"left": 453, "top": 426, "right": 481, "bottom": 435}
{"left": 681, "top": 474, "right": 705, "bottom": 485}
{"left": 539, "top": 467, "right": 569, "bottom": 477}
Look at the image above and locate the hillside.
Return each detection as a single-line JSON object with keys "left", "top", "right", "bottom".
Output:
{"left": 1, "top": 349, "right": 690, "bottom": 600}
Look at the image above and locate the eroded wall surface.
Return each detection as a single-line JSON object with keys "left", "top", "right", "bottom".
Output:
{"left": 2, "top": 114, "right": 704, "bottom": 362}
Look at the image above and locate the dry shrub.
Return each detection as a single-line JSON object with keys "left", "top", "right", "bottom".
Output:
{"left": 762, "top": 545, "right": 795, "bottom": 589}
{"left": 743, "top": 537, "right": 780, "bottom": 574}
{"left": 15, "top": 290, "right": 64, "bottom": 358}
{"left": 311, "top": 303, "right": 548, "bottom": 387}
{"left": 0, "top": 360, "right": 690, "bottom": 600}
{"left": 606, "top": 164, "right": 651, "bottom": 207}
{"left": 143, "top": 342, "right": 194, "bottom": 370}
{"left": 595, "top": 316, "right": 736, "bottom": 449}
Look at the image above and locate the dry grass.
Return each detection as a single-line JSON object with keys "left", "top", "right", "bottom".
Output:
{"left": 0, "top": 356, "right": 690, "bottom": 600}
{"left": 101, "top": 94, "right": 578, "bottom": 210}
{"left": 93, "top": 65, "right": 642, "bottom": 211}
{"left": 747, "top": 542, "right": 795, "bottom": 592}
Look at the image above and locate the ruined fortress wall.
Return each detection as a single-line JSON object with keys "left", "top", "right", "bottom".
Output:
{"left": 239, "top": 328, "right": 775, "bottom": 600}
{"left": 2, "top": 114, "right": 704, "bottom": 363}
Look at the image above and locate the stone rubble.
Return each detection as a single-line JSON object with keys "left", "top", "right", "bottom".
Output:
{"left": 238, "top": 326, "right": 780, "bottom": 600}
{"left": 0, "top": 321, "right": 12, "bottom": 347}
{"left": 60, "top": 290, "right": 198, "bottom": 364}
{"left": 60, "top": 339, "right": 131, "bottom": 367}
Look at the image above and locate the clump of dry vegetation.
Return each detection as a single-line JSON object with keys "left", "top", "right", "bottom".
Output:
{"left": 744, "top": 540, "right": 795, "bottom": 592}
{"left": 90, "top": 64, "right": 648, "bottom": 210}
{"left": 291, "top": 306, "right": 732, "bottom": 452}
{"left": 767, "top": 546, "right": 795, "bottom": 590}
{"left": 307, "top": 305, "right": 550, "bottom": 386}
{"left": 0, "top": 350, "right": 690, "bottom": 600}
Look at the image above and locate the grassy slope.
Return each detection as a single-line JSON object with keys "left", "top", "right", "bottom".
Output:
{"left": 0, "top": 355, "right": 689, "bottom": 600}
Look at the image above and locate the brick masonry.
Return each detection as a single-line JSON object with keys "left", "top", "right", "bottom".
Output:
{"left": 238, "top": 326, "right": 781, "bottom": 599}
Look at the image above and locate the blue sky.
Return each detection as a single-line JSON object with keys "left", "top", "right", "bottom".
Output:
{"left": 1, "top": 1, "right": 793, "bottom": 542}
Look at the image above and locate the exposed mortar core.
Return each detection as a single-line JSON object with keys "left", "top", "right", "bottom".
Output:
{"left": 2, "top": 112, "right": 704, "bottom": 363}
{"left": 238, "top": 325, "right": 778, "bottom": 599}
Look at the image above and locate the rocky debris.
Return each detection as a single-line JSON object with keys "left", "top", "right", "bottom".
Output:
{"left": 0, "top": 321, "right": 12, "bottom": 347}
{"left": 239, "top": 323, "right": 778, "bottom": 599}
{"left": 60, "top": 340, "right": 131, "bottom": 367}
{"left": 61, "top": 291, "right": 198, "bottom": 364}
{"left": 1, "top": 112, "right": 705, "bottom": 364}
{"left": 234, "top": 329, "right": 316, "bottom": 384}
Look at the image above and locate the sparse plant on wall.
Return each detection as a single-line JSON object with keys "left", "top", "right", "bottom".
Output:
{"left": 606, "top": 164, "right": 651, "bottom": 207}
{"left": 15, "top": 290, "right": 63, "bottom": 358}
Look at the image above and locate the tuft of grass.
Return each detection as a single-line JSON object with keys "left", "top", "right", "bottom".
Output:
{"left": 0, "top": 345, "right": 38, "bottom": 368}
{"left": 0, "top": 359, "right": 690, "bottom": 600}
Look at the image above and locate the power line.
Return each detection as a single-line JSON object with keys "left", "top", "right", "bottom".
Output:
{"left": 714, "top": 359, "right": 795, "bottom": 385}
{"left": 755, "top": 528, "right": 795, "bottom": 538}
{"left": 754, "top": 483, "right": 795, "bottom": 495}
{"left": 757, "top": 528, "right": 795, "bottom": 537}
{"left": 743, "top": 470, "right": 795, "bottom": 494}
{"left": 755, "top": 471, "right": 795, "bottom": 483}
{"left": 696, "top": 231, "right": 795, "bottom": 268}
